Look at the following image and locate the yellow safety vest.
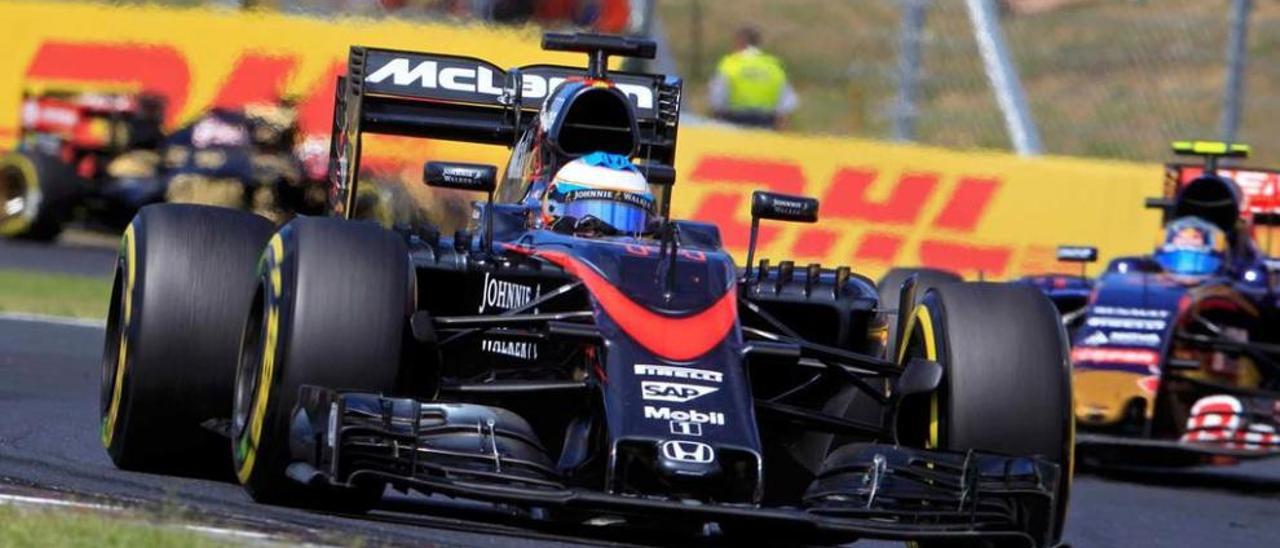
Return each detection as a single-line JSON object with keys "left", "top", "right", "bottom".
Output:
{"left": 717, "top": 49, "right": 788, "bottom": 112}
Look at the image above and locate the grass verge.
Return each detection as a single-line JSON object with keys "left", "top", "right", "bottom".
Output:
{"left": 0, "top": 504, "right": 231, "bottom": 548}
{"left": 0, "top": 269, "right": 112, "bottom": 319}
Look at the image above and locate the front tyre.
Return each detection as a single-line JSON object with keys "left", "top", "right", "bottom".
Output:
{"left": 899, "top": 282, "right": 1073, "bottom": 546}
{"left": 231, "top": 217, "right": 411, "bottom": 509}
{"left": 101, "top": 204, "right": 273, "bottom": 473}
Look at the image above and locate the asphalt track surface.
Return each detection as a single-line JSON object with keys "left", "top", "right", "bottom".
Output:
{"left": 3, "top": 242, "right": 1280, "bottom": 546}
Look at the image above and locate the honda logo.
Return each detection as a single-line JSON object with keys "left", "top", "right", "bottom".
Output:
{"left": 660, "top": 440, "right": 715, "bottom": 464}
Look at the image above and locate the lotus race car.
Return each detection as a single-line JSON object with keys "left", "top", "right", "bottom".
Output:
{"left": 1023, "top": 141, "right": 1280, "bottom": 466}
{"left": 99, "top": 33, "right": 1072, "bottom": 545}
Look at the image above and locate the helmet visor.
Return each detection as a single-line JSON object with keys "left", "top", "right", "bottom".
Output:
{"left": 549, "top": 185, "right": 653, "bottom": 234}
{"left": 1155, "top": 248, "right": 1222, "bottom": 276}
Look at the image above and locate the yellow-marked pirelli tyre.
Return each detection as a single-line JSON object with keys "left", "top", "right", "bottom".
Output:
{"left": 876, "top": 267, "right": 962, "bottom": 358}
{"left": 100, "top": 204, "right": 274, "bottom": 473}
{"left": 0, "top": 151, "right": 83, "bottom": 241}
{"left": 231, "top": 217, "right": 410, "bottom": 509}
{"left": 898, "top": 282, "right": 1073, "bottom": 547}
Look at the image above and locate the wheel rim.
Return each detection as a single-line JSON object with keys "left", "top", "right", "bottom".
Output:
{"left": 0, "top": 164, "right": 29, "bottom": 225}
{"left": 232, "top": 284, "right": 268, "bottom": 445}
{"left": 99, "top": 263, "right": 125, "bottom": 421}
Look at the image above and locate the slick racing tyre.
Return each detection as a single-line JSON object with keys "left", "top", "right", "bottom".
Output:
{"left": 232, "top": 217, "right": 411, "bottom": 510}
{"left": 101, "top": 204, "right": 274, "bottom": 474}
{"left": 876, "top": 267, "right": 961, "bottom": 358}
{"left": 0, "top": 151, "right": 82, "bottom": 241}
{"left": 898, "top": 282, "right": 1073, "bottom": 546}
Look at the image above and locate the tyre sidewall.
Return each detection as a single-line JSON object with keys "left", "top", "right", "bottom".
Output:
{"left": 234, "top": 218, "right": 410, "bottom": 503}
{"left": 903, "top": 282, "right": 1072, "bottom": 542}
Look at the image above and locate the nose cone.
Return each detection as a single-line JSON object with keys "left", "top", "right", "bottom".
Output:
{"left": 1074, "top": 370, "right": 1152, "bottom": 426}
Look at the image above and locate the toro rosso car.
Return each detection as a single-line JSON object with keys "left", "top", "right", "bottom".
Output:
{"left": 100, "top": 33, "right": 1072, "bottom": 545}
{"left": 0, "top": 88, "right": 325, "bottom": 240}
{"left": 1024, "top": 141, "right": 1280, "bottom": 466}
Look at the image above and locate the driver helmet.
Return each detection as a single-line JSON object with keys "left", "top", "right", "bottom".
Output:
{"left": 542, "top": 151, "right": 654, "bottom": 235}
{"left": 1154, "top": 216, "right": 1227, "bottom": 277}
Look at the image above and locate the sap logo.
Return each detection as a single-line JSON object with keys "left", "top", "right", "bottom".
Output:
{"left": 641, "top": 381, "right": 718, "bottom": 403}
{"left": 644, "top": 406, "right": 725, "bottom": 426}
{"left": 634, "top": 364, "right": 723, "bottom": 383}
{"left": 364, "top": 58, "right": 654, "bottom": 110}
{"left": 660, "top": 440, "right": 715, "bottom": 464}
{"left": 479, "top": 272, "right": 538, "bottom": 313}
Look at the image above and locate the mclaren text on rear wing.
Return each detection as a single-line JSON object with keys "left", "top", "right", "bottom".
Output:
{"left": 327, "top": 46, "right": 682, "bottom": 217}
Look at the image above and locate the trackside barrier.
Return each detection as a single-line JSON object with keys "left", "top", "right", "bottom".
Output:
{"left": 0, "top": 1, "right": 1163, "bottom": 279}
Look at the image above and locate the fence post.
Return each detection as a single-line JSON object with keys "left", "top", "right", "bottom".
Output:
{"left": 892, "top": 0, "right": 928, "bottom": 142}
{"left": 965, "top": 0, "right": 1042, "bottom": 156}
{"left": 1220, "top": 0, "right": 1252, "bottom": 143}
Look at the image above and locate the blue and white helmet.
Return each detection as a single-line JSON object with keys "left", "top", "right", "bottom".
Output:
{"left": 541, "top": 152, "right": 654, "bottom": 235}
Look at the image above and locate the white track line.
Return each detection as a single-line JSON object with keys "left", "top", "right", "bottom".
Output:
{"left": 0, "top": 492, "right": 119, "bottom": 512}
{"left": 0, "top": 492, "right": 290, "bottom": 544}
{"left": 0, "top": 311, "right": 105, "bottom": 328}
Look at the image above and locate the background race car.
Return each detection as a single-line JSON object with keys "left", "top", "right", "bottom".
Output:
{"left": 0, "top": 88, "right": 327, "bottom": 241}
{"left": 1022, "top": 141, "right": 1280, "bottom": 466}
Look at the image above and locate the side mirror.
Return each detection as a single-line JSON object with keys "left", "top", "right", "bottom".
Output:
{"left": 743, "top": 191, "right": 819, "bottom": 281}
{"left": 638, "top": 162, "right": 676, "bottom": 186}
{"left": 1056, "top": 245, "right": 1098, "bottom": 263}
{"left": 423, "top": 162, "right": 497, "bottom": 193}
{"left": 750, "top": 191, "right": 819, "bottom": 224}
{"left": 1144, "top": 197, "right": 1174, "bottom": 211}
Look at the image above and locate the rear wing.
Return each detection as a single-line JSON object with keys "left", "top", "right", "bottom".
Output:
{"left": 327, "top": 45, "right": 682, "bottom": 217}
{"left": 1163, "top": 163, "right": 1280, "bottom": 222}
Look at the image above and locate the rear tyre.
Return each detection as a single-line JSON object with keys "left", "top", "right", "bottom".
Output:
{"left": 231, "top": 217, "right": 411, "bottom": 510}
{"left": 876, "top": 267, "right": 961, "bottom": 358}
{"left": 0, "top": 151, "right": 83, "bottom": 241}
{"left": 100, "top": 204, "right": 274, "bottom": 474}
{"left": 899, "top": 282, "right": 1073, "bottom": 546}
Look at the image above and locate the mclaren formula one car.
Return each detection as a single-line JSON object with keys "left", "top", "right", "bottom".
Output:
{"left": 100, "top": 33, "right": 1072, "bottom": 545}
{"left": 0, "top": 88, "right": 325, "bottom": 240}
{"left": 1023, "top": 141, "right": 1280, "bottom": 466}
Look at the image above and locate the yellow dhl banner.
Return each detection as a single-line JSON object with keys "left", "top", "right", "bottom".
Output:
{"left": 0, "top": 1, "right": 580, "bottom": 149}
{"left": 668, "top": 128, "right": 1163, "bottom": 280}
{"left": 0, "top": 1, "right": 1166, "bottom": 280}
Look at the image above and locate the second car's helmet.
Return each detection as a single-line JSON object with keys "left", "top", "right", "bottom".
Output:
{"left": 1154, "top": 216, "right": 1228, "bottom": 277}
{"left": 542, "top": 151, "right": 654, "bottom": 236}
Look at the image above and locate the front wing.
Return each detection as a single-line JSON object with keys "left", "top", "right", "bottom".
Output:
{"left": 286, "top": 387, "right": 1063, "bottom": 546}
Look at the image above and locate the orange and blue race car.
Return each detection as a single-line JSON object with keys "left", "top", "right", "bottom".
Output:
{"left": 1022, "top": 141, "right": 1280, "bottom": 467}
{"left": 96, "top": 32, "right": 1073, "bottom": 546}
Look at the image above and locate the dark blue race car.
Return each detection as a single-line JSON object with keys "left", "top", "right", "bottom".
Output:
{"left": 98, "top": 33, "right": 1072, "bottom": 546}
{"left": 1023, "top": 142, "right": 1280, "bottom": 466}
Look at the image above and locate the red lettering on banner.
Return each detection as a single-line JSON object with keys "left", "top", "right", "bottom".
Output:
{"left": 918, "top": 240, "right": 1012, "bottom": 276}
{"left": 855, "top": 232, "right": 904, "bottom": 263}
{"left": 689, "top": 156, "right": 805, "bottom": 249}
{"left": 932, "top": 176, "right": 998, "bottom": 231}
{"left": 212, "top": 54, "right": 298, "bottom": 108}
{"left": 692, "top": 193, "right": 779, "bottom": 248}
{"left": 822, "top": 169, "right": 937, "bottom": 225}
{"left": 25, "top": 42, "right": 191, "bottom": 125}
{"left": 297, "top": 62, "right": 345, "bottom": 135}
{"left": 793, "top": 229, "right": 838, "bottom": 258}
{"left": 689, "top": 156, "right": 806, "bottom": 195}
